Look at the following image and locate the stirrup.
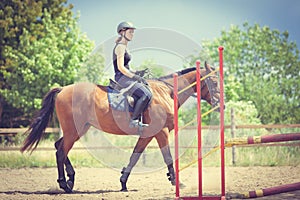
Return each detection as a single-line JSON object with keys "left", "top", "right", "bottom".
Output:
{"left": 129, "top": 119, "right": 149, "bottom": 128}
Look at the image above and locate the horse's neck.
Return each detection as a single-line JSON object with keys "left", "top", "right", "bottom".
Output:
{"left": 179, "top": 71, "right": 197, "bottom": 87}
{"left": 176, "top": 71, "right": 196, "bottom": 106}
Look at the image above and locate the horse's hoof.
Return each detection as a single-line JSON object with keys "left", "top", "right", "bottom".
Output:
{"left": 58, "top": 179, "right": 73, "bottom": 193}
{"left": 64, "top": 186, "right": 73, "bottom": 193}
{"left": 120, "top": 188, "right": 128, "bottom": 192}
{"left": 61, "top": 184, "right": 73, "bottom": 193}
{"left": 67, "top": 180, "right": 74, "bottom": 191}
{"left": 120, "top": 181, "right": 128, "bottom": 192}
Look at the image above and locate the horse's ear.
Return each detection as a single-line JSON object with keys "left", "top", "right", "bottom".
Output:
{"left": 205, "top": 61, "right": 215, "bottom": 71}
{"left": 204, "top": 61, "right": 211, "bottom": 71}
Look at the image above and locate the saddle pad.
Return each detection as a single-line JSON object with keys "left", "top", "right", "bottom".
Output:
{"left": 107, "top": 87, "right": 134, "bottom": 112}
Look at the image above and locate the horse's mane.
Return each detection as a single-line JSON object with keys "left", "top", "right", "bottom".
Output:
{"left": 157, "top": 67, "right": 196, "bottom": 80}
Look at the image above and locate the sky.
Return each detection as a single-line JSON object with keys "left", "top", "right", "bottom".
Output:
{"left": 67, "top": 0, "right": 300, "bottom": 71}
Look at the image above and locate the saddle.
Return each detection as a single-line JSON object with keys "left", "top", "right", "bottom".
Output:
{"left": 107, "top": 79, "right": 136, "bottom": 112}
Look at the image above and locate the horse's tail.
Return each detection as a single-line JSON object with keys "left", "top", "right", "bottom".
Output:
{"left": 20, "top": 88, "right": 62, "bottom": 153}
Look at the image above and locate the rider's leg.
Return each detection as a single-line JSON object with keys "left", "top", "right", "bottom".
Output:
{"left": 115, "top": 75, "right": 152, "bottom": 127}
{"left": 129, "top": 83, "right": 152, "bottom": 127}
{"left": 130, "top": 95, "right": 149, "bottom": 126}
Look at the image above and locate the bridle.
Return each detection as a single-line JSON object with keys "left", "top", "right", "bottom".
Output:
{"left": 204, "top": 75, "right": 220, "bottom": 107}
{"left": 155, "top": 73, "right": 219, "bottom": 107}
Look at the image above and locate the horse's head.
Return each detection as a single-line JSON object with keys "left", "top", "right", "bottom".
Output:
{"left": 200, "top": 62, "right": 221, "bottom": 110}
{"left": 155, "top": 64, "right": 222, "bottom": 110}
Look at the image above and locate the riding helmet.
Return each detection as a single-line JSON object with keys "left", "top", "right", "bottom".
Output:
{"left": 117, "top": 21, "right": 136, "bottom": 33}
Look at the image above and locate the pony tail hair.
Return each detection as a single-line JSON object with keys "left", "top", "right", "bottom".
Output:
{"left": 115, "top": 30, "right": 125, "bottom": 43}
{"left": 115, "top": 36, "right": 122, "bottom": 43}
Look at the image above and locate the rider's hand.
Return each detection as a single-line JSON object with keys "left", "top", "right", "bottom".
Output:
{"left": 133, "top": 75, "right": 148, "bottom": 85}
{"left": 135, "top": 68, "right": 149, "bottom": 77}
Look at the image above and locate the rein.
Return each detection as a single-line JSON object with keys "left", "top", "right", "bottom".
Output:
{"left": 154, "top": 77, "right": 198, "bottom": 98}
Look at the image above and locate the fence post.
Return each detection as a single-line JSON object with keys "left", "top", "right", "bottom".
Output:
{"left": 230, "top": 108, "right": 236, "bottom": 165}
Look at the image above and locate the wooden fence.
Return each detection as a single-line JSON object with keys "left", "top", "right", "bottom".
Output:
{"left": 0, "top": 127, "right": 60, "bottom": 136}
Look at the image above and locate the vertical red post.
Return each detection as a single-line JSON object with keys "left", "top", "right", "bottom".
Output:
{"left": 218, "top": 46, "right": 226, "bottom": 198}
{"left": 173, "top": 73, "right": 180, "bottom": 198}
{"left": 196, "top": 60, "right": 202, "bottom": 198}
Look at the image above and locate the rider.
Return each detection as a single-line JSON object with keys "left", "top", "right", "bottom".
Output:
{"left": 113, "top": 21, "right": 152, "bottom": 128}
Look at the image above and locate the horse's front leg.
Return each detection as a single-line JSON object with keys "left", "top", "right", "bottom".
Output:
{"left": 161, "top": 145, "right": 176, "bottom": 185}
{"left": 120, "top": 136, "right": 153, "bottom": 191}
{"left": 155, "top": 128, "right": 176, "bottom": 185}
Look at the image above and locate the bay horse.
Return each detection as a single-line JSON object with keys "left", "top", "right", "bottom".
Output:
{"left": 20, "top": 62, "right": 221, "bottom": 193}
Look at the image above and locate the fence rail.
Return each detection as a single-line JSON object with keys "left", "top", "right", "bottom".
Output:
{"left": 0, "top": 128, "right": 60, "bottom": 135}
{"left": 184, "top": 124, "right": 300, "bottom": 130}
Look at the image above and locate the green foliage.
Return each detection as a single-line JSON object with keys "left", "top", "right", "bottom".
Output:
{"left": 76, "top": 46, "right": 108, "bottom": 85}
{"left": 224, "top": 100, "right": 261, "bottom": 125}
{"left": 224, "top": 101, "right": 268, "bottom": 138}
{"left": 197, "top": 23, "right": 300, "bottom": 124}
{"left": 0, "top": 0, "right": 94, "bottom": 121}
{"left": 179, "top": 100, "right": 262, "bottom": 129}
{"left": 135, "top": 59, "right": 166, "bottom": 78}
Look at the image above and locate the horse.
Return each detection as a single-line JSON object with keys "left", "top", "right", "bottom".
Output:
{"left": 20, "top": 62, "right": 221, "bottom": 193}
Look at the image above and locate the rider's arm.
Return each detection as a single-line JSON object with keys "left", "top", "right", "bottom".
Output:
{"left": 115, "top": 44, "right": 135, "bottom": 78}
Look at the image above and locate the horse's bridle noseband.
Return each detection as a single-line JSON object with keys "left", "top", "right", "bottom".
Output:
{"left": 154, "top": 72, "right": 220, "bottom": 107}
{"left": 204, "top": 75, "right": 220, "bottom": 107}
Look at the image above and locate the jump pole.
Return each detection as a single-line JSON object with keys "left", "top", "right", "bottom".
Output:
{"left": 196, "top": 60, "right": 203, "bottom": 198}
{"left": 173, "top": 72, "right": 180, "bottom": 199}
{"left": 241, "top": 182, "right": 300, "bottom": 198}
{"left": 226, "top": 133, "right": 300, "bottom": 147}
{"left": 173, "top": 46, "right": 225, "bottom": 199}
{"left": 219, "top": 46, "right": 226, "bottom": 198}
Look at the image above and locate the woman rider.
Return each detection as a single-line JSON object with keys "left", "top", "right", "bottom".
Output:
{"left": 113, "top": 21, "right": 152, "bottom": 128}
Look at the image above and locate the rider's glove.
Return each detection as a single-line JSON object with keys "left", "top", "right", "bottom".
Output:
{"left": 135, "top": 68, "right": 149, "bottom": 77}
{"left": 133, "top": 75, "right": 148, "bottom": 85}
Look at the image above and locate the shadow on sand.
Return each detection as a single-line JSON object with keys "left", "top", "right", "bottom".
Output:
{"left": 0, "top": 188, "right": 138, "bottom": 195}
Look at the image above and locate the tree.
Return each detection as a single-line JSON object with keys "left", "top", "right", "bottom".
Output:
{"left": 136, "top": 59, "right": 165, "bottom": 78}
{"left": 197, "top": 23, "right": 300, "bottom": 124}
{"left": 75, "top": 46, "right": 107, "bottom": 84}
{"left": 0, "top": 0, "right": 94, "bottom": 126}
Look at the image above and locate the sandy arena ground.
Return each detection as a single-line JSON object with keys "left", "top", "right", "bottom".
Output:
{"left": 0, "top": 166, "right": 300, "bottom": 200}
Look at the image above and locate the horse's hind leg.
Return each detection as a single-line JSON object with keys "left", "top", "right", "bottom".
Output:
{"left": 55, "top": 138, "right": 70, "bottom": 192}
{"left": 64, "top": 155, "right": 75, "bottom": 190}
{"left": 120, "top": 136, "right": 153, "bottom": 191}
{"left": 55, "top": 137, "right": 76, "bottom": 193}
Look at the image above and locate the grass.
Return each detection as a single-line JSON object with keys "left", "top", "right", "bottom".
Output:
{"left": 0, "top": 139, "right": 103, "bottom": 168}
{"left": 0, "top": 150, "right": 103, "bottom": 168}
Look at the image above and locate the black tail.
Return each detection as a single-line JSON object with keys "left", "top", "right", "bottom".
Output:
{"left": 20, "top": 88, "right": 62, "bottom": 153}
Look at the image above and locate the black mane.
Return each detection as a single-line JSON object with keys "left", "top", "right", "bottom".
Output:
{"left": 158, "top": 67, "right": 196, "bottom": 80}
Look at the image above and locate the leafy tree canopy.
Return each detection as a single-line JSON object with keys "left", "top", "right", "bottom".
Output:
{"left": 196, "top": 23, "right": 300, "bottom": 124}
{"left": 0, "top": 0, "right": 94, "bottom": 126}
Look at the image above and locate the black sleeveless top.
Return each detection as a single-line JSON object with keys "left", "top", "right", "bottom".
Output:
{"left": 113, "top": 43, "right": 131, "bottom": 75}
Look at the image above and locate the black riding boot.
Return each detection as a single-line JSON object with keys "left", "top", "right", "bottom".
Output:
{"left": 130, "top": 95, "right": 149, "bottom": 128}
